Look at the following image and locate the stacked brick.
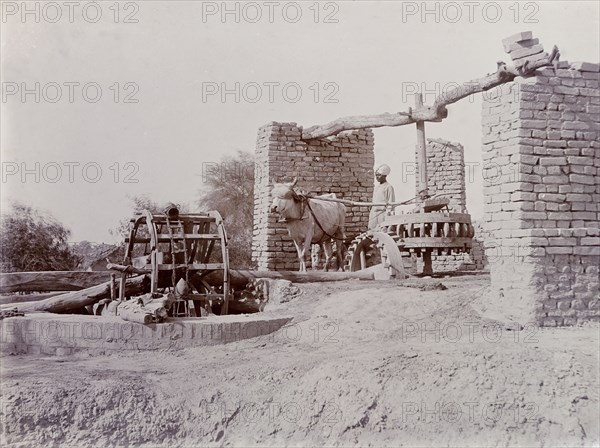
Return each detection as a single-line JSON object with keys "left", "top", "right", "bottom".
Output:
{"left": 252, "top": 122, "right": 374, "bottom": 271}
{"left": 481, "top": 60, "right": 600, "bottom": 326}
{"left": 502, "top": 31, "right": 548, "bottom": 69}
{"left": 413, "top": 222, "right": 491, "bottom": 273}
{"left": 414, "top": 138, "right": 467, "bottom": 213}
{"left": 412, "top": 138, "right": 477, "bottom": 272}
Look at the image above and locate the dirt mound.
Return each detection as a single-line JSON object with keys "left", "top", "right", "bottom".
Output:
{"left": 1, "top": 275, "right": 598, "bottom": 447}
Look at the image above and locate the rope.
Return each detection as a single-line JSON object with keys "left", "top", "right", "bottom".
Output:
{"left": 303, "top": 193, "right": 422, "bottom": 208}
{"left": 302, "top": 197, "right": 347, "bottom": 243}
{"left": 302, "top": 193, "right": 421, "bottom": 235}
{"left": 303, "top": 192, "right": 454, "bottom": 208}
{"left": 288, "top": 192, "right": 454, "bottom": 243}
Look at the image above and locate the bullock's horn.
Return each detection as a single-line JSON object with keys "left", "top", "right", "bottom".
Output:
{"left": 291, "top": 177, "right": 298, "bottom": 187}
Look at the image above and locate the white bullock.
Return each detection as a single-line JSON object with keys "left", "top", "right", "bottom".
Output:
{"left": 270, "top": 179, "right": 346, "bottom": 272}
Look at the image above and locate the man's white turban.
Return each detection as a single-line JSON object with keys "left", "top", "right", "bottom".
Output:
{"left": 375, "top": 164, "right": 391, "bottom": 176}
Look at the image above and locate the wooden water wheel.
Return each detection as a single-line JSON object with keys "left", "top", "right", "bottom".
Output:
{"left": 120, "top": 206, "right": 230, "bottom": 315}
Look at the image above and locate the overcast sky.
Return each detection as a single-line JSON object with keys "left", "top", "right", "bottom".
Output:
{"left": 1, "top": 0, "right": 599, "bottom": 243}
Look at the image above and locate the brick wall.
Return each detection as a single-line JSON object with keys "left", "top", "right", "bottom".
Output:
{"left": 411, "top": 138, "right": 487, "bottom": 273}
{"left": 481, "top": 61, "right": 599, "bottom": 326}
{"left": 415, "top": 138, "right": 467, "bottom": 213}
{"left": 252, "top": 122, "right": 374, "bottom": 270}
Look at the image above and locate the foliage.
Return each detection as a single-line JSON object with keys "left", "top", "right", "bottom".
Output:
{"left": 198, "top": 150, "right": 255, "bottom": 269}
{"left": 110, "top": 195, "right": 165, "bottom": 242}
{"left": 111, "top": 154, "right": 255, "bottom": 270}
{"left": 70, "top": 241, "right": 124, "bottom": 270}
{"left": 0, "top": 202, "right": 81, "bottom": 272}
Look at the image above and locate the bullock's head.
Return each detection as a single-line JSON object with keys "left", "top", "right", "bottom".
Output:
{"left": 270, "top": 178, "right": 302, "bottom": 220}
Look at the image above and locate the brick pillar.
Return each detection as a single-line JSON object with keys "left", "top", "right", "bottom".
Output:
{"left": 481, "top": 61, "right": 599, "bottom": 326}
{"left": 252, "top": 122, "right": 375, "bottom": 271}
{"left": 415, "top": 138, "right": 467, "bottom": 212}
{"left": 412, "top": 137, "right": 472, "bottom": 272}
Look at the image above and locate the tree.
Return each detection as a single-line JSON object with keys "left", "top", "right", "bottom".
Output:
{"left": 110, "top": 195, "right": 164, "bottom": 242}
{"left": 71, "top": 240, "right": 124, "bottom": 270}
{"left": 110, "top": 195, "right": 193, "bottom": 262}
{"left": 198, "top": 150, "right": 255, "bottom": 269}
{"left": 0, "top": 202, "right": 81, "bottom": 272}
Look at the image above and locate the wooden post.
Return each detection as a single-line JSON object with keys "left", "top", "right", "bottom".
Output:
{"left": 110, "top": 274, "right": 116, "bottom": 300}
{"left": 422, "top": 250, "right": 433, "bottom": 276}
{"left": 415, "top": 93, "right": 429, "bottom": 201}
{"left": 416, "top": 93, "right": 433, "bottom": 276}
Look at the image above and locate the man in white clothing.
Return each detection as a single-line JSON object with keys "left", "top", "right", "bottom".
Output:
{"left": 368, "top": 164, "right": 395, "bottom": 229}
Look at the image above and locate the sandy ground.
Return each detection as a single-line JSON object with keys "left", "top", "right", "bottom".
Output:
{"left": 1, "top": 273, "right": 599, "bottom": 447}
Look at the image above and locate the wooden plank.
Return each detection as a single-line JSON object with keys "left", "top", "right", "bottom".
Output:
{"left": 125, "top": 234, "right": 221, "bottom": 243}
{"left": 148, "top": 216, "right": 214, "bottom": 223}
{"left": 156, "top": 263, "right": 224, "bottom": 271}
{"left": 399, "top": 237, "right": 473, "bottom": 249}
{"left": 382, "top": 213, "right": 472, "bottom": 225}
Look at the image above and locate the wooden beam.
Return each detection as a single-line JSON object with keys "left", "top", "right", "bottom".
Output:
{"left": 0, "top": 292, "right": 62, "bottom": 305}
{"left": 2, "top": 269, "right": 375, "bottom": 295}
{"left": 0, "top": 275, "right": 149, "bottom": 313}
{"left": 0, "top": 271, "right": 112, "bottom": 293}
{"left": 202, "top": 269, "right": 374, "bottom": 288}
{"left": 301, "top": 46, "right": 559, "bottom": 140}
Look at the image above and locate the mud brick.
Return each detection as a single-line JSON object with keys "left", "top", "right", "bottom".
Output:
{"left": 569, "top": 174, "right": 595, "bottom": 185}
{"left": 511, "top": 192, "right": 537, "bottom": 201}
{"left": 547, "top": 237, "right": 577, "bottom": 246}
{"left": 521, "top": 119, "right": 547, "bottom": 129}
{"left": 556, "top": 68, "right": 583, "bottom": 79}
{"left": 543, "top": 175, "right": 569, "bottom": 184}
{"left": 506, "top": 38, "right": 540, "bottom": 53}
{"left": 544, "top": 140, "right": 567, "bottom": 148}
{"left": 570, "top": 62, "right": 600, "bottom": 72}
{"left": 567, "top": 156, "right": 593, "bottom": 165}
{"left": 581, "top": 237, "right": 600, "bottom": 246}
{"left": 539, "top": 193, "right": 566, "bottom": 202}
{"left": 557, "top": 300, "right": 571, "bottom": 311}
{"left": 583, "top": 72, "right": 600, "bottom": 80}
{"left": 571, "top": 299, "right": 588, "bottom": 310}
{"left": 513, "top": 51, "right": 549, "bottom": 68}
{"left": 542, "top": 318, "right": 558, "bottom": 327}
{"left": 540, "top": 157, "right": 567, "bottom": 166}
{"left": 574, "top": 246, "right": 600, "bottom": 256}
{"left": 510, "top": 44, "right": 545, "bottom": 60}
{"left": 502, "top": 31, "right": 533, "bottom": 52}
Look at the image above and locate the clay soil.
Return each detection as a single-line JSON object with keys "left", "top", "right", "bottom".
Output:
{"left": 1, "top": 273, "right": 599, "bottom": 447}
